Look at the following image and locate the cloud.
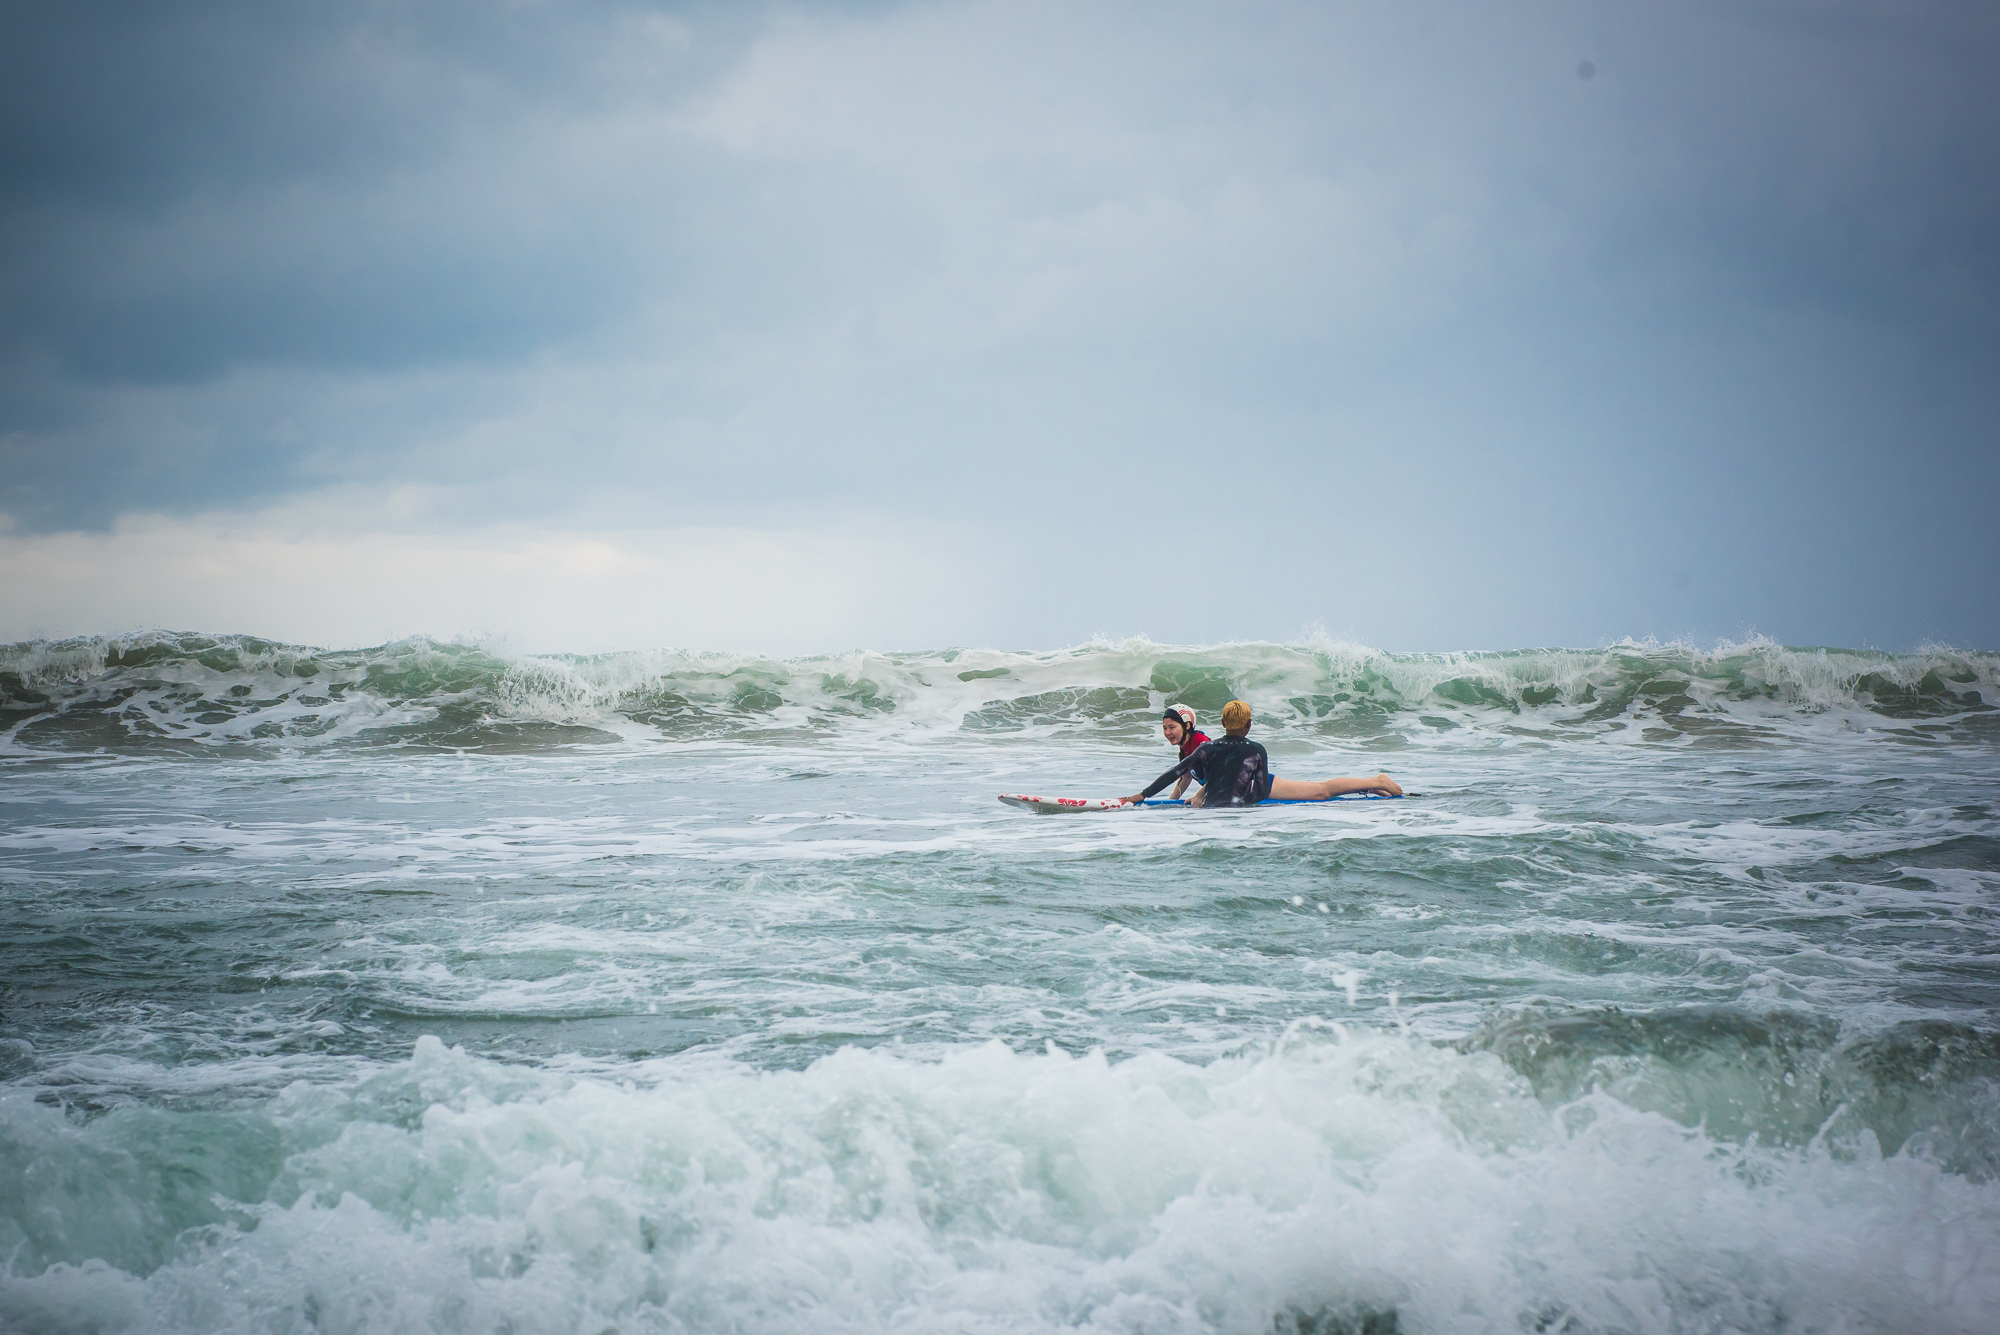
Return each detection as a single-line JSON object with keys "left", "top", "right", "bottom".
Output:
{"left": 0, "top": 1, "right": 734, "bottom": 385}
{"left": 0, "top": 499, "right": 999, "bottom": 653}
{"left": 0, "top": 0, "right": 1995, "bottom": 649}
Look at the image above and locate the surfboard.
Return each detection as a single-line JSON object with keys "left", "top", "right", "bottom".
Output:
{"left": 997, "top": 793, "right": 1409, "bottom": 814}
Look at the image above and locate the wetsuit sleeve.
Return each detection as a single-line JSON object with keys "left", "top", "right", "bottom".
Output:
{"left": 1140, "top": 742, "right": 1211, "bottom": 799}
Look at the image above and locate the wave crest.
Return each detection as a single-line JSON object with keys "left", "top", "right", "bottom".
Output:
{"left": 1, "top": 631, "right": 1992, "bottom": 755}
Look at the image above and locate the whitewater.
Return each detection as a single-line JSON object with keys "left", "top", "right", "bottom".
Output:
{"left": 2, "top": 632, "right": 1997, "bottom": 1335}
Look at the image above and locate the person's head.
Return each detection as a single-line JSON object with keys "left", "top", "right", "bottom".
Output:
{"left": 1162, "top": 704, "right": 1196, "bottom": 746}
{"left": 1220, "top": 699, "right": 1252, "bottom": 734}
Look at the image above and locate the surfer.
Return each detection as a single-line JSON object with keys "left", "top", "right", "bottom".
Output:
{"left": 1158, "top": 705, "right": 1209, "bottom": 800}
{"left": 1123, "top": 700, "right": 1403, "bottom": 807}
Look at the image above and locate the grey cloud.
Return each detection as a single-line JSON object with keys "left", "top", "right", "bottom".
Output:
{"left": 0, "top": 0, "right": 739, "bottom": 209}
{"left": 0, "top": 0, "right": 771, "bottom": 384}
{"left": 0, "top": 0, "right": 1995, "bottom": 648}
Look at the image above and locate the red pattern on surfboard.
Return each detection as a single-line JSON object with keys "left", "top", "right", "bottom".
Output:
{"left": 998, "top": 793, "right": 1133, "bottom": 811}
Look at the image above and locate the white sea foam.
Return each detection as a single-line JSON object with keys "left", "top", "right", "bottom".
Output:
{"left": 4, "top": 1033, "right": 1997, "bottom": 1335}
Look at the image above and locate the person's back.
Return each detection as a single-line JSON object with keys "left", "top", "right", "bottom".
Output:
{"left": 1184, "top": 734, "right": 1269, "bottom": 805}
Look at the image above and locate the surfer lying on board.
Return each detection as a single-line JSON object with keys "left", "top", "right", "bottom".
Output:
{"left": 1122, "top": 700, "right": 1404, "bottom": 807}
{"left": 1157, "top": 704, "right": 1209, "bottom": 800}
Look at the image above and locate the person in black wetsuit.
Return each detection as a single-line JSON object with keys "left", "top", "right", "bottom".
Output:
{"left": 1123, "top": 700, "right": 1404, "bottom": 806}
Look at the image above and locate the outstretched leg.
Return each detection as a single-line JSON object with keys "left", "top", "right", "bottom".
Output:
{"left": 1268, "top": 773, "right": 1403, "bottom": 800}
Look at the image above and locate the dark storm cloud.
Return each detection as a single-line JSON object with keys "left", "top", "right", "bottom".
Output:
{"left": 0, "top": 0, "right": 791, "bottom": 526}
{"left": 0, "top": 0, "right": 752, "bottom": 384}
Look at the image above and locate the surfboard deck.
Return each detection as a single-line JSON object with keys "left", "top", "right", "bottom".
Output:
{"left": 997, "top": 793, "right": 1410, "bottom": 814}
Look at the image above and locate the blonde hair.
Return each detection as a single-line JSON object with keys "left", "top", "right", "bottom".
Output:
{"left": 1220, "top": 699, "right": 1252, "bottom": 732}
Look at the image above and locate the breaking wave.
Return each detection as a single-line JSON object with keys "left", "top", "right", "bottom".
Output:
{"left": 5, "top": 1023, "right": 1998, "bottom": 1335}
{"left": 1, "top": 632, "right": 1993, "bottom": 755}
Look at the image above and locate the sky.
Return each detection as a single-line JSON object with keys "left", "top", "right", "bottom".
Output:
{"left": 2, "top": 0, "right": 1995, "bottom": 655}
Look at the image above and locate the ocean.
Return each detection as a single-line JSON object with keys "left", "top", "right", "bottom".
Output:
{"left": 1, "top": 633, "right": 1996, "bottom": 1335}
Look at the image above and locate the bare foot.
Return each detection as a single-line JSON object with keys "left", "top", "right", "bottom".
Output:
{"left": 1371, "top": 773, "right": 1404, "bottom": 796}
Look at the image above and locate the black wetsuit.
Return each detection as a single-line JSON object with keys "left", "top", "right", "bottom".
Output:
{"left": 1178, "top": 729, "right": 1211, "bottom": 784}
{"left": 1142, "top": 735, "right": 1271, "bottom": 806}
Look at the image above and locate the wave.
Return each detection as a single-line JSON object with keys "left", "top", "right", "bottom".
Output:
{"left": 1, "top": 631, "right": 1993, "bottom": 755}
{"left": 4, "top": 1022, "right": 1997, "bottom": 1334}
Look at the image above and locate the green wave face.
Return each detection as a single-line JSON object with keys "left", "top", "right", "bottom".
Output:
{"left": 1, "top": 632, "right": 1993, "bottom": 754}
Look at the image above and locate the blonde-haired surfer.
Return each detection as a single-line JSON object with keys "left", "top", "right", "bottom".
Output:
{"left": 1124, "top": 700, "right": 1403, "bottom": 807}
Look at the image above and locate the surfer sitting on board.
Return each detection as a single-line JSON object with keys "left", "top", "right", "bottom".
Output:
{"left": 1122, "top": 700, "right": 1403, "bottom": 807}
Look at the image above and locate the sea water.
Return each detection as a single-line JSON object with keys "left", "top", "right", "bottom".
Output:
{"left": 1, "top": 634, "right": 1996, "bottom": 1335}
